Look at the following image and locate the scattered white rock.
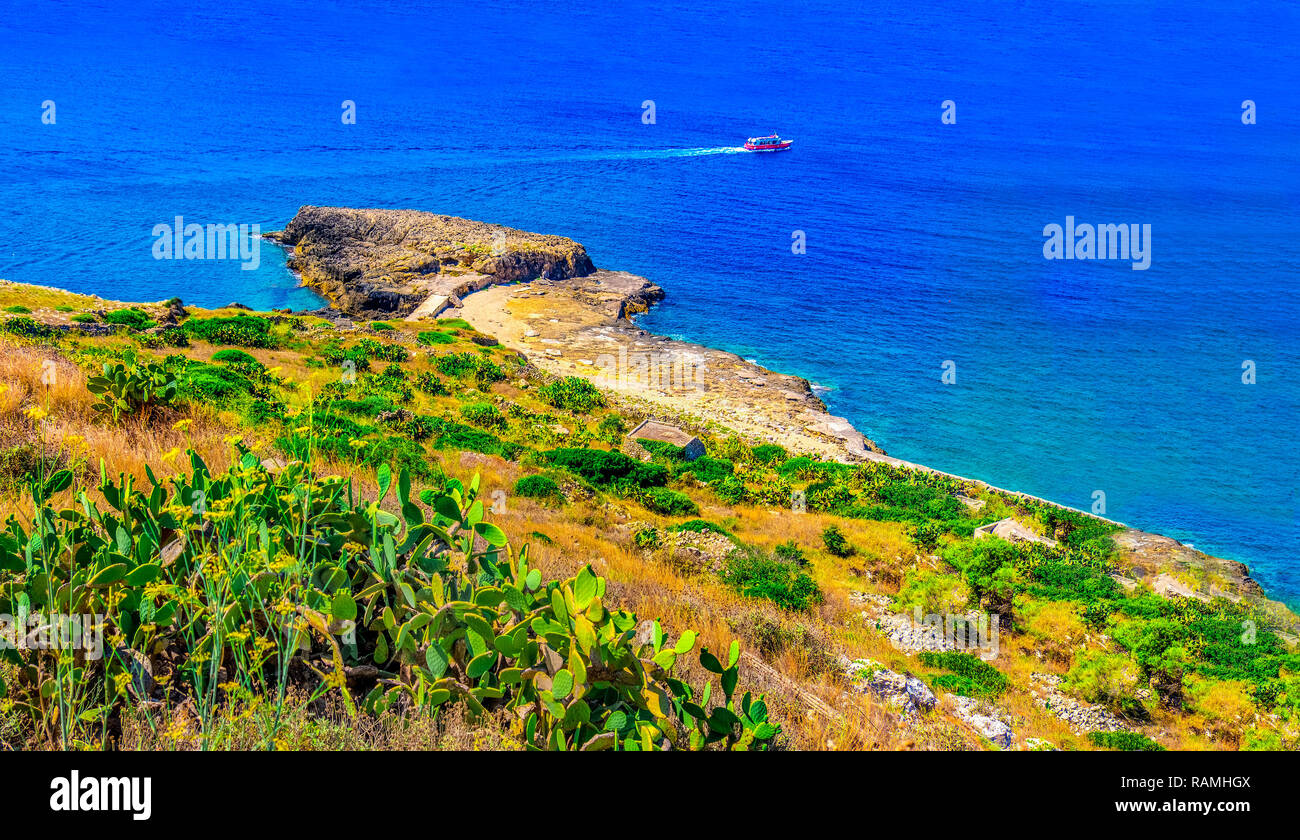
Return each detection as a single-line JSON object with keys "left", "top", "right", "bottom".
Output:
{"left": 950, "top": 695, "right": 1014, "bottom": 749}
{"left": 1029, "top": 673, "right": 1130, "bottom": 733}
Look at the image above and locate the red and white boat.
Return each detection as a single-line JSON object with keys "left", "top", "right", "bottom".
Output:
{"left": 744, "top": 133, "right": 793, "bottom": 152}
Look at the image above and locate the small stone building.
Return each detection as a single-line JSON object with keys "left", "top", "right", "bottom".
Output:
{"left": 626, "top": 420, "right": 705, "bottom": 461}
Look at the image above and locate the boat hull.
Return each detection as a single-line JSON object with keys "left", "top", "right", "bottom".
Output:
{"left": 744, "top": 140, "right": 793, "bottom": 152}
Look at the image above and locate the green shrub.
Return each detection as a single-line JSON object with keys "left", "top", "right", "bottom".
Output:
{"left": 722, "top": 547, "right": 822, "bottom": 611}
{"left": 774, "top": 541, "right": 807, "bottom": 566}
{"left": 3, "top": 316, "right": 59, "bottom": 339}
{"left": 177, "top": 364, "right": 254, "bottom": 402}
{"left": 4, "top": 305, "right": 31, "bottom": 314}
{"left": 751, "top": 444, "right": 787, "bottom": 465}
{"left": 461, "top": 402, "right": 506, "bottom": 430}
{"left": 542, "top": 448, "right": 668, "bottom": 488}
{"left": 639, "top": 487, "right": 699, "bottom": 516}
{"left": 908, "top": 521, "right": 944, "bottom": 553}
{"left": 597, "top": 414, "right": 626, "bottom": 445}
{"left": 54, "top": 305, "right": 75, "bottom": 313}
{"left": 1087, "top": 731, "right": 1164, "bottom": 751}
{"left": 822, "top": 524, "right": 854, "bottom": 557}
{"left": 436, "top": 317, "right": 473, "bottom": 330}
{"left": 436, "top": 352, "right": 505, "bottom": 384}
{"left": 714, "top": 475, "right": 747, "bottom": 504}
{"left": 415, "top": 371, "right": 447, "bottom": 395}
{"left": 70, "top": 313, "right": 96, "bottom": 323}
{"left": 538, "top": 376, "right": 606, "bottom": 413}
{"left": 895, "top": 568, "right": 971, "bottom": 615}
{"left": 102, "top": 307, "right": 155, "bottom": 331}
{"left": 417, "top": 330, "right": 456, "bottom": 346}
{"left": 356, "top": 338, "right": 409, "bottom": 363}
{"left": 431, "top": 420, "right": 521, "bottom": 460}
{"left": 158, "top": 327, "right": 189, "bottom": 347}
{"left": 371, "top": 321, "right": 395, "bottom": 331}
{"left": 634, "top": 527, "right": 663, "bottom": 550}
{"left": 210, "top": 348, "right": 258, "bottom": 366}
{"left": 677, "top": 455, "right": 733, "bottom": 483}
{"left": 514, "top": 474, "right": 563, "bottom": 503}
{"left": 183, "top": 315, "right": 276, "bottom": 348}
{"left": 638, "top": 439, "right": 684, "bottom": 460}
{"left": 918, "top": 651, "right": 1009, "bottom": 697}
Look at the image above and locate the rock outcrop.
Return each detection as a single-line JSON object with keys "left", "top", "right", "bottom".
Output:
{"left": 268, "top": 206, "right": 596, "bottom": 317}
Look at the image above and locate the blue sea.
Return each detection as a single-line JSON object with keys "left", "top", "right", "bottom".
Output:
{"left": 2, "top": 2, "right": 1297, "bottom": 606}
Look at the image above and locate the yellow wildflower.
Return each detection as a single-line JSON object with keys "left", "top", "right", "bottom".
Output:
{"left": 172, "top": 418, "right": 192, "bottom": 432}
{"left": 161, "top": 447, "right": 180, "bottom": 463}
{"left": 23, "top": 406, "right": 47, "bottom": 421}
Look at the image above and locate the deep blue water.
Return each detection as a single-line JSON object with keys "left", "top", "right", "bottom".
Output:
{"left": 2, "top": 2, "right": 1297, "bottom": 606}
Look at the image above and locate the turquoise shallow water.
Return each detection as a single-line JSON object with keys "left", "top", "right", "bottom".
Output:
{"left": 1, "top": 1, "right": 1297, "bottom": 605}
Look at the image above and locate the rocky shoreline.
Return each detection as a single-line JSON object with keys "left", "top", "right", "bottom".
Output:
{"left": 260, "top": 205, "right": 1296, "bottom": 624}
{"left": 270, "top": 205, "right": 884, "bottom": 462}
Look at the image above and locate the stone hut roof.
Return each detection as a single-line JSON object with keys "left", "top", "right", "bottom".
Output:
{"left": 626, "top": 420, "right": 705, "bottom": 461}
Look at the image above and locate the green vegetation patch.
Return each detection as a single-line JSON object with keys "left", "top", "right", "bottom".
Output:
{"left": 919, "top": 651, "right": 1009, "bottom": 698}
{"left": 183, "top": 315, "right": 277, "bottom": 348}
{"left": 537, "top": 377, "right": 606, "bottom": 413}
{"left": 721, "top": 547, "right": 822, "bottom": 612}
{"left": 1087, "top": 731, "right": 1165, "bottom": 751}
{"left": 541, "top": 447, "right": 667, "bottom": 489}
{"left": 102, "top": 307, "right": 156, "bottom": 331}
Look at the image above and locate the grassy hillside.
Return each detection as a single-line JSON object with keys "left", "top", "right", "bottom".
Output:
{"left": 1, "top": 283, "right": 1296, "bottom": 751}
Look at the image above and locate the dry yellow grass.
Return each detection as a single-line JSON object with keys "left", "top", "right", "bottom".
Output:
{"left": 0, "top": 299, "right": 1247, "bottom": 752}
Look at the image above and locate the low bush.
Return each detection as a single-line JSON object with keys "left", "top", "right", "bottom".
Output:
{"left": 721, "top": 547, "right": 822, "bottom": 612}
{"left": 919, "top": 651, "right": 1009, "bottom": 697}
{"left": 461, "top": 402, "right": 506, "bottom": 430}
{"left": 3, "top": 316, "right": 59, "bottom": 339}
{"left": 436, "top": 352, "right": 505, "bottom": 384}
{"left": 415, "top": 371, "right": 447, "bottom": 395}
{"left": 537, "top": 377, "right": 606, "bottom": 413}
{"left": 417, "top": 330, "right": 455, "bottom": 346}
{"left": 822, "top": 524, "right": 854, "bottom": 557}
{"left": 774, "top": 541, "right": 807, "bottom": 566}
{"left": 1087, "top": 731, "right": 1165, "bottom": 751}
{"left": 183, "top": 315, "right": 276, "bottom": 348}
{"left": 211, "top": 348, "right": 258, "bottom": 365}
{"left": 103, "top": 308, "right": 155, "bottom": 330}
{"left": 542, "top": 447, "right": 668, "bottom": 488}
{"left": 673, "top": 519, "right": 734, "bottom": 538}
{"left": 750, "top": 444, "right": 787, "bottom": 465}
{"left": 677, "top": 456, "right": 733, "bottom": 484}
{"left": 639, "top": 487, "right": 699, "bottom": 516}
{"left": 514, "top": 474, "right": 563, "bottom": 503}
{"left": 596, "top": 414, "right": 626, "bottom": 445}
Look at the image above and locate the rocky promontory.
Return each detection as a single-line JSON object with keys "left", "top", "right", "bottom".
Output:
{"left": 268, "top": 206, "right": 596, "bottom": 317}
{"left": 271, "top": 206, "right": 881, "bottom": 461}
